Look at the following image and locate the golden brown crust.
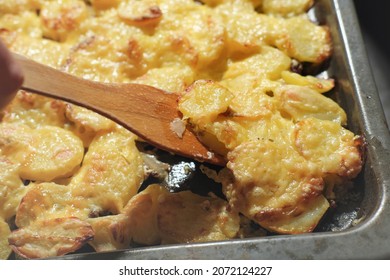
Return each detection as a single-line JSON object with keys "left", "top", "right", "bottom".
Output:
{"left": 0, "top": 0, "right": 364, "bottom": 258}
{"left": 0, "top": 218, "right": 12, "bottom": 259}
{"left": 294, "top": 118, "right": 364, "bottom": 179}
{"left": 118, "top": 2, "right": 163, "bottom": 27}
{"left": 9, "top": 217, "right": 94, "bottom": 259}
{"left": 222, "top": 140, "right": 327, "bottom": 233}
{"left": 40, "top": 0, "right": 88, "bottom": 42}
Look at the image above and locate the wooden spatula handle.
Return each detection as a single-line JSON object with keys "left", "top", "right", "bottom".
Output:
{"left": 13, "top": 53, "right": 226, "bottom": 165}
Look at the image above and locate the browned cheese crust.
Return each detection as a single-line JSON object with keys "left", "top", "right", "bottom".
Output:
{"left": 0, "top": 0, "right": 363, "bottom": 259}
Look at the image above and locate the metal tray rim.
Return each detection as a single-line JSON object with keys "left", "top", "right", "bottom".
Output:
{"left": 59, "top": 0, "right": 390, "bottom": 260}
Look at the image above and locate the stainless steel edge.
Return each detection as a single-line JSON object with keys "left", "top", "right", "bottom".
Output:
{"left": 61, "top": 0, "right": 390, "bottom": 260}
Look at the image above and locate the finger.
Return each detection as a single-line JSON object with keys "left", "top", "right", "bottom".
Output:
{"left": 0, "top": 40, "right": 24, "bottom": 109}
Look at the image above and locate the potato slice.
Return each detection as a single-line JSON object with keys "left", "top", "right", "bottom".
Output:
{"left": 158, "top": 190, "right": 240, "bottom": 244}
{"left": 294, "top": 118, "right": 364, "bottom": 179}
{"left": 0, "top": 157, "right": 26, "bottom": 220}
{"left": 20, "top": 126, "right": 83, "bottom": 181}
{"left": 88, "top": 184, "right": 166, "bottom": 251}
{"left": 223, "top": 140, "right": 326, "bottom": 234}
{"left": 0, "top": 10, "right": 42, "bottom": 38}
{"left": 229, "top": 92, "right": 277, "bottom": 119}
{"left": 118, "top": 1, "right": 162, "bottom": 27}
{"left": 1, "top": 91, "right": 67, "bottom": 128}
{"left": 88, "top": 183, "right": 241, "bottom": 250}
{"left": 222, "top": 46, "right": 291, "bottom": 89}
{"left": 274, "top": 85, "right": 347, "bottom": 125}
{"left": 0, "top": 218, "right": 12, "bottom": 260}
{"left": 0, "top": 123, "right": 84, "bottom": 181}
{"left": 64, "top": 104, "right": 116, "bottom": 147}
{"left": 158, "top": 1, "right": 226, "bottom": 69}
{"left": 199, "top": 116, "right": 248, "bottom": 151}
{"left": 70, "top": 128, "right": 144, "bottom": 211}
{"left": 281, "top": 71, "right": 335, "bottom": 94}
{"left": 262, "top": 0, "right": 314, "bottom": 16}
{"left": 40, "top": 0, "right": 88, "bottom": 42}
{"left": 199, "top": 112, "right": 294, "bottom": 152}
{"left": 274, "top": 16, "right": 332, "bottom": 63}
{"left": 9, "top": 217, "right": 94, "bottom": 259}
{"left": 89, "top": 183, "right": 241, "bottom": 249}
{"left": 260, "top": 195, "right": 329, "bottom": 234}
{"left": 179, "top": 80, "right": 234, "bottom": 126}
{"left": 2, "top": 31, "right": 71, "bottom": 68}
{"left": 215, "top": 2, "right": 331, "bottom": 63}
{"left": 15, "top": 183, "right": 76, "bottom": 228}
{"left": 87, "top": 214, "right": 130, "bottom": 252}
{"left": 132, "top": 65, "right": 195, "bottom": 93}
{"left": 215, "top": 2, "right": 281, "bottom": 54}
{"left": 122, "top": 184, "right": 166, "bottom": 246}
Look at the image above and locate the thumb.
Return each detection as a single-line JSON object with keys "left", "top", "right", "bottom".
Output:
{"left": 0, "top": 39, "right": 24, "bottom": 109}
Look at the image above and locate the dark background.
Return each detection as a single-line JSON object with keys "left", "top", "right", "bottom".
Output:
{"left": 353, "top": 0, "right": 390, "bottom": 126}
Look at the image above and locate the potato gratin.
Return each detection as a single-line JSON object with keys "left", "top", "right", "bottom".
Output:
{"left": 0, "top": 0, "right": 364, "bottom": 259}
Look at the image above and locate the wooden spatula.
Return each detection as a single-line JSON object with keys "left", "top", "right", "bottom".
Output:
{"left": 13, "top": 53, "right": 226, "bottom": 166}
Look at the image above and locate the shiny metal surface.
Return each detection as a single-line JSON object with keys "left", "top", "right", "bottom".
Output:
{"left": 354, "top": 0, "right": 390, "bottom": 126}
{"left": 62, "top": 0, "right": 390, "bottom": 260}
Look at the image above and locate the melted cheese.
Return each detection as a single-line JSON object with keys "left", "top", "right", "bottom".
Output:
{"left": 179, "top": 76, "right": 361, "bottom": 233}
{"left": 88, "top": 184, "right": 240, "bottom": 251}
{"left": 9, "top": 217, "right": 94, "bottom": 259}
{"left": 0, "top": 218, "right": 12, "bottom": 259}
{"left": 0, "top": 123, "right": 84, "bottom": 181}
{"left": 0, "top": 157, "right": 26, "bottom": 220}
{"left": 0, "top": 0, "right": 363, "bottom": 258}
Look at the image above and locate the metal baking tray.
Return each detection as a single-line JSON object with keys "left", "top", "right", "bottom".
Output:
{"left": 60, "top": 0, "right": 390, "bottom": 260}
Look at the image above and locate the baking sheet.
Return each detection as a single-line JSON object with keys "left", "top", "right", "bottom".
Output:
{"left": 60, "top": 0, "right": 390, "bottom": 260}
